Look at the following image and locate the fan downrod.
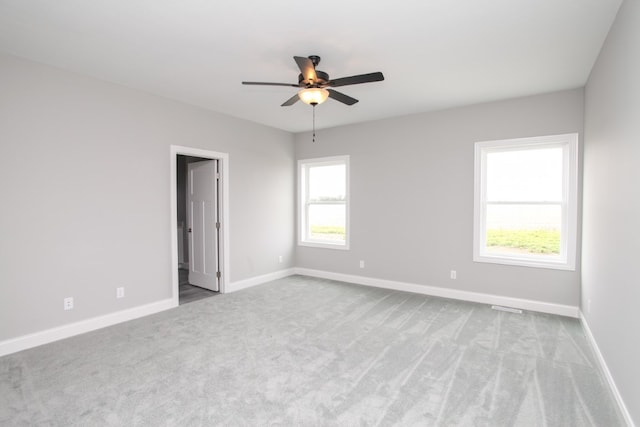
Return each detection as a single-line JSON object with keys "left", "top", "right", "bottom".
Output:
{"left": 308, "top": 55, "right": 321, "bottom": 67}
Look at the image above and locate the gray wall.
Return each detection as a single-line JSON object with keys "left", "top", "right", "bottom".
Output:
{"left": 583, "top": 0, "right": 640, "bottom": 423}
{"left": 296, "top": 89, "right": 584, "bottom": 307}
{"left": 0, "top": 53, "right": 295, "bottom": 341}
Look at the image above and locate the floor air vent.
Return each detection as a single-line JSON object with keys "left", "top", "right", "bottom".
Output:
{"left": 491, "top": 305, "right": 523, "bottom": 314}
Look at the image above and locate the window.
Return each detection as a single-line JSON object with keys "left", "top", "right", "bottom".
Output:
{"left": 298, "top": 156, "right": 349, "bottom": 249}
{"left": 474, "top": 134, "right": 578, "bottom": 270}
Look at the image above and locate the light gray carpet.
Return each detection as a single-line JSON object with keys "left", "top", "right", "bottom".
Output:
{"left": 0, "top": 275, "right": 625, "bottom": 426}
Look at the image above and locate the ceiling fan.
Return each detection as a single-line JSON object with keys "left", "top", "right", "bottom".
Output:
{"left": 242, "top": 55, "right": 384, "bottom": 107}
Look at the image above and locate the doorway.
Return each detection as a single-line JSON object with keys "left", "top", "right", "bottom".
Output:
{"left": 170, "top": 146, "right": 230, "bottom": 306}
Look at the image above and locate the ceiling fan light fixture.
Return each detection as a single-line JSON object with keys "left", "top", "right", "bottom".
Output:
{"left": 298, "top": 88, "right": 329, "bottom": 105}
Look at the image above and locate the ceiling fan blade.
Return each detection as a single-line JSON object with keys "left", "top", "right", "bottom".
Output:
{"left": 327, "top": 89, "right": 359, "bottom": 106}
{"left": 242, "top": 81, "right": 300, "bottom": 87}
{"left": 328, "top": 72, "right": 385, "bottom": 88}
{"left": 294, "top": 56, "right": 318, "bottom": 83}
{"left": 281, "top": 94, "right": 300, "bottom": 107}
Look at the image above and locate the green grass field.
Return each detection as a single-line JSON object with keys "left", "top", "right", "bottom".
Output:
{"left": 486, "top": 229, "right": 560, "bottom": 254}
{"left": 310, "top": 225, "right": 346, "bottom": 239}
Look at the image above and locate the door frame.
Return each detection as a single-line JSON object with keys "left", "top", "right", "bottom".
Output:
{"left": 170, "top": 145, "right": 230, "bottom": 304}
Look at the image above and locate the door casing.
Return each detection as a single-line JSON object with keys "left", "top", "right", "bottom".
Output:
{"left": 170, "top": 145, "right": 230, "bottom": 305}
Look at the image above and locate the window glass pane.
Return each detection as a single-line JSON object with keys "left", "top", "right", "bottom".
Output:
{"left": 486, "top": 147, "right": 562, "bottom": 202}
{"left": 485, "top": 204, "right": 561, "bottom": 256}
{"left": 299, "top": 156, "right": 349, "bottom": 249}
{"left": 308, "top": 204, "right": 345, "bottom": 242}
{"left": 309, "top": 164, "right": 346, "bottom": 202}
{"left": 474, "top": 134, "right": 577, "bottom": 270}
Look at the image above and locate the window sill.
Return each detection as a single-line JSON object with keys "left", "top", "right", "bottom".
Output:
{"left": 473, "top": 253, "right": 575, "bottom": 271}
{"left": 299, "top": 241, "right": 350, "bottom": 250}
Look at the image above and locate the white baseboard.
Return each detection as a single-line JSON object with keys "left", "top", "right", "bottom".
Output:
{"left": 0, "top": 299, "right": 176, "bottom": 357}
{"left": 580, "top": 312, "right": 635, "bottom": 427}
{"left": 227, "top": 268, "right": 296, "bottom": 293}
{"left": 0, "top": 268, "right": 294, "bottom": 357}
{"left": 293, "top": 268, "right": 579, "bottom": 318}
{"left": 0, "top": 267, "right": 579, "bottom": 359}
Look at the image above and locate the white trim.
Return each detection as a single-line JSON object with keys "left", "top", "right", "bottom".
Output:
{"left": 170, "top": 145, "right": 231, "bottom": 301}
{"left": 297, "top": 155, "right": 350, "bottom": 250}
{"left": 0, "top": 267, "right": 584, "bottom": 359}
{"left": 227, "top": 268, "right": 296, "bottom": 293}
{"left": 580, "top": 312, "right": 636, "bottom": 427}
{"left": 298, "top": 241, "right": 350, "bottom": 250}
{"left": 0, "top": 299, "right": 176, "bottom": 357}
{"left": 0, "top": 265, "right": 289, "bottom": 357}
{"left": 473, "top": 133, "right": 579, "bottom": 271}
{"left": 294, "top": 268, "right": 579, "bottom": 318}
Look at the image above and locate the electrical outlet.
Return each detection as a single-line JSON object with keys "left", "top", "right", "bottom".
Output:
{"left": 450, "top": 270, "right": 457, "bottom": 280}
{"left": 278, "top": 255, "right": 283, "bottom": 263}
{"left": 116, "top": 287, "right": 125, "bottom": 299}
{"left": 359, "top": 260, "right": 365, "bottom": 269}
{"left": 64, "top": 297, "right": 74, "bottom": 310}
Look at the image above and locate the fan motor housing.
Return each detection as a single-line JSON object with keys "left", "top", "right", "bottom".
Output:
{"left": 299, "top": 70, "right": 330, "bottom": 87}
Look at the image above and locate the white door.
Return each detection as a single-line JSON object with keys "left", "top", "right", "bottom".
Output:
{"left": 187, "top": 160, "right": 219, "bottom": 291}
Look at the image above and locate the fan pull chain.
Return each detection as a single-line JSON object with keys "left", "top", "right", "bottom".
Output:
{"left": 312, "top": 104, "right": 316, "bottom": 142}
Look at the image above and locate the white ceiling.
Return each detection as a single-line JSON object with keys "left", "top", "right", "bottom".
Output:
{"left": 0, "top": 0, "right": 623, "bottom": 133}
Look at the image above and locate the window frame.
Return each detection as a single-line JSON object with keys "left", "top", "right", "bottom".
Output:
{"left": 298, "top": 155, "right": 350, "bottom": 250}
{"left": 473, "top": 133, "right": 578, "bottom": 270}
